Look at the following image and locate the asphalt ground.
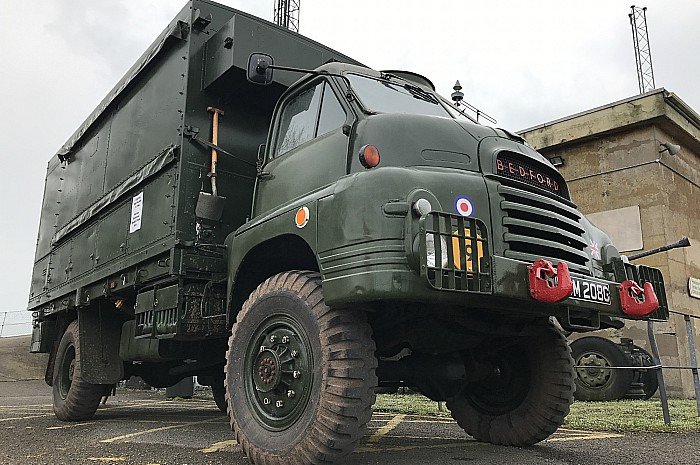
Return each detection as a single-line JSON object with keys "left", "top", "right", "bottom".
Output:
{"left": 0, "top": 381, "right": 698, "bottom": 465}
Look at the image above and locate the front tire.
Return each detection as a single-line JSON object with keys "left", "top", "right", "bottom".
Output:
{"left": 53, "top": 320, "right": 108, "bottom": 421}
{"left": 447, "top": 322, "right": 575, "bottom": 446}
{"left": 226, "top": 271, "right": 377, "bottom": 465}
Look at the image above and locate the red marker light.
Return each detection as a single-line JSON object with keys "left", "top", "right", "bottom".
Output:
{"left": 359, "top": 145, "right": 380, "bottom": 168}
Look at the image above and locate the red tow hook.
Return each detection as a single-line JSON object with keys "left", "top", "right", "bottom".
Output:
{"left": 619, "top": 281, "right": 659, "bottom": 316}
{"left": 527, "top": 259, "right": 573, "bottom": 304}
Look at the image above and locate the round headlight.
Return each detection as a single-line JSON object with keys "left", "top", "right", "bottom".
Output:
{"left": 426, "top": 233, "right": 448, "bottom": 268}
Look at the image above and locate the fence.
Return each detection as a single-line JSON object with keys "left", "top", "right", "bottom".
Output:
{"left": 646, "top": 310, "right": 700, "bottom": 424}
{"left": 0, "top": 311, "right": 32, "bottom": 338}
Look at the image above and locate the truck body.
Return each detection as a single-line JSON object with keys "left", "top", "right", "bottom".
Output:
{"left": 29, "top": 2, "right": 669, "bottom": 464}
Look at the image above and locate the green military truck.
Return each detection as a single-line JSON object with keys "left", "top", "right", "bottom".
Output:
{"left": 28, "top": 1, "right": 668, "bottom": 463}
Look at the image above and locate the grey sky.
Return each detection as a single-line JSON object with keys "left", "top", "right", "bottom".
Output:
{"left": 1, "top": 0, "right": 699, "bottom": 332}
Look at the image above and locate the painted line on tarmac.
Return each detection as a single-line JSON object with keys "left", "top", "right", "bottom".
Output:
{"left": 47, "top": 421, "right": 95, "bottom": 430}
{"left": 0, "top": 414, "right": 49, "bottom": 423}
{"left": 0, "top": 404, "right": 53, "bottom": 409}
{"left": 368, "top": 414, "right": 406, "bottom": 443}
{"left": 547, "top": 432, "right": 624, "bottom": 442}
{"left": 100, "top": 417, "right": 220, "bottom": 443}
{"left": 0, "top": 400, "right": 173, "bottom": 423}
{"left": 198, "top": 439, "right": 239, "bottom": 453}
{"left": 87, "top": 457, "right": 126, "bottom": 462}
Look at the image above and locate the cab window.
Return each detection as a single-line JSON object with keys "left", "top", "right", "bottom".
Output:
{"left": 274, "top": 82, "right": 346, "bottom": 157}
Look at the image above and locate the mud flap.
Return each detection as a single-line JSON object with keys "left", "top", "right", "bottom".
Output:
{"left": 78, "top": 307, "right": 124, "bottom": 384}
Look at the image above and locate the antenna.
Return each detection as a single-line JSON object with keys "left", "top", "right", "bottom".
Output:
{"left": 450, "top": 80, "right": 497, "bottom": 125}
{"left": 274, "top": 0, "right": 300, "bottom": 32}
{"left": 629, "top": 5, "right": 655, "bottom": 94}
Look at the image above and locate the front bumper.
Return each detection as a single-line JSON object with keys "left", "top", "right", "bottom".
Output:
{"left": 417, "top": 211, "right": 668, "bottom": 322}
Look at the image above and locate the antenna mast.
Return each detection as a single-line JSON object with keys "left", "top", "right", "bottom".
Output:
{"left": 274, "top": 0, "right": 300, "bottom": 32}
{"left": 629, "top": 5, "right": 655, "bottom": 94}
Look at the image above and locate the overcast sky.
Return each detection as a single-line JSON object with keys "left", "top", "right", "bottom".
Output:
{"left": 1, "top": 0, "right": 699, "bottom": 329}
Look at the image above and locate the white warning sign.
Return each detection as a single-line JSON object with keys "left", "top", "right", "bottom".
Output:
{"left": 129, "top": 192, "right": 144, "bottom": 233}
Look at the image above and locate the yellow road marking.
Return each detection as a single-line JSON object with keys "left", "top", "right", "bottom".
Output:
{"left": 0, "top": 415, "right": 47, "bottom": 422}
{"left": 87, "top": 457, "right": 125, "bottom": 462}
{"left": 100, "top": 417, "right": 219, "bottom": 443}
{"left": 368, "top": 414, "right": 405, "bottom": 443}
{"left": 47, "top": 422, "right": 94, "bottom": 430}
{"left": 0, "top": 404, "right": 53, "bottom": 409}
{"left": 547, "top": 432, "right": 624, "bottom": 442}
{"left": 198, "top": 439, "right": 238, "bottom": 453}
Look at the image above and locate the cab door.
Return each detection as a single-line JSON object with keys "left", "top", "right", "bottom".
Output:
{"left": 254, "top": 79, "right": 352, "bottom": 216}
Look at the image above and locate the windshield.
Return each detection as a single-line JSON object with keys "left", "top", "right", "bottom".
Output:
{"left": 346, "top": 73, "right": 453, "bottom": 118}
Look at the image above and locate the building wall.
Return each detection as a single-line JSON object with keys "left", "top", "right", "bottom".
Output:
{"left": 522, "top": 93, "right": 700, "bottom": 398}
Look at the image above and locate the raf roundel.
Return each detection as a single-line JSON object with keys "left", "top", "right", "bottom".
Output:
{"left": 454, "top": 196, "right": 474, "bottom": 217}
{"left": 295, "top": 206, "right": 310, "bottom": 228}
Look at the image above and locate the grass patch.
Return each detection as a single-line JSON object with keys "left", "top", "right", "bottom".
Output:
{"left": 374, "top": 392, "right": 450, "bottom": 417}
{"left": 567, "top": 399, "right": 700, "bottom": 433}
{"left": 374, "top": 393, "right": 700, "bottom": 433}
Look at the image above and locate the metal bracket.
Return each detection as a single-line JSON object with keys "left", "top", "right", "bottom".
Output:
{"left": 528, "top": 259, "right": 573, "bottom": 304}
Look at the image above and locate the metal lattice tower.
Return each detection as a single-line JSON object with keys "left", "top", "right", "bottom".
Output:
{"left": 274, "top": 0, "right": 300, "bottom": 32}
{"left": 629, "top": 5, "right": 655, "bottom": 94}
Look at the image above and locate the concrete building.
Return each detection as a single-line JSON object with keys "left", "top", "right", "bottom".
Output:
{"left": 520, "top": 88, "right": 700, "bottom": 398}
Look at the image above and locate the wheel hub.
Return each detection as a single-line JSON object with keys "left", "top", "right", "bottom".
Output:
{"left": 576, "top": 353, "right": 611, "bottom": 387}
{"left": 254, "top": 350, "right": 281, "bottom": 392}
{"left": 245, "top": 317, "right": 313, "bottom": 431}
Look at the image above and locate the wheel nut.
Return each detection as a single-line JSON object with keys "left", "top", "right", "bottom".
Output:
{"left": 293, "top": 370, "right": 301, "bottom": 379}
{"left": 276, "top": 400, "right": 284, "bottom": 408}
{"left": 269, "top": 335, "right": 278, "bottom": 343}
{"left": 290, "top": 350, "right": 298, "bottom": 358}
{"left": 287, "top": 390, "right": 295, "bottom": 398}
{"left": 259, "top": 345, "right": 266, "bottom": 353}
{"left": 281, "top": 336, "right": 289, "bottom": 344}
{"left": 263, "top": 398, "right": 270, "bottom": 405}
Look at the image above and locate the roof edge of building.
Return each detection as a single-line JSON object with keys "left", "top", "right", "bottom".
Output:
{"left": 519, "top": 89, "right": 700, "bottom": 152}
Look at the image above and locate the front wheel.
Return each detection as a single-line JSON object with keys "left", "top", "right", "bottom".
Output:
{"left": 53, "top": 320, "right": 109, "bottom": 421}
{"left": 226, "top": 271, "right": 377, "bottom": 465}
{"left": 447, "top": 322, "right": 575, "bottom": 446}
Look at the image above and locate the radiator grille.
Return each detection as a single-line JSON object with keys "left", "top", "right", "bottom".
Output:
{"left": 498, "top": 184, "right": 590, "bottom": 274}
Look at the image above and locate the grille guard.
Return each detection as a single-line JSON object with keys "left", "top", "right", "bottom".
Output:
{"left": 418, "top": 212, "right": 491, "bottom": 293}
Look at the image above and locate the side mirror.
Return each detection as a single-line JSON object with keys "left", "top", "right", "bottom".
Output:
{"left": 247, "top": 53, "right": 274, "bottom": 85}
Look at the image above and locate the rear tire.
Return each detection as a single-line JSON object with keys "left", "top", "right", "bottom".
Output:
{"left": 571, "top": 336, "right": 633, "bottom": 401}
{"left": 447, "top": 322, "right": 575, "bottom": 446}
{"left": 226, "top": 271, "right": 377, "bottom": 465}
{"left": 212, "top": 376, "right": 228, "bottom": 413}
{"left": 53, "top": 320, "right": 108, "bottom": 421}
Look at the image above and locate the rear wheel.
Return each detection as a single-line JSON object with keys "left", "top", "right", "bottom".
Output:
{"left": 53, "top": 320, "right": 108, "bottom": 421}
{"left": 447, "top": 322, "right": 575, "bottom": 446}
{"left": 211, "top": 375, "right": 228, "bottom": 413}
{"left": 571, "top": 336, "right": 633, "bottom": 401}
{"left": 226, "top": 271, "right": 377, "bottom": 465}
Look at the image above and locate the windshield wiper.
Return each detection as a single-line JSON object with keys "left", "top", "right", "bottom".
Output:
{"left": 404, "top": 84, "right": 439, "bottom": 105}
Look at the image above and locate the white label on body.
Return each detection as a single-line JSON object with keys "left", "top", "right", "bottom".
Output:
{"left": 129, "top": 192, "right": 144, "bottom": 233}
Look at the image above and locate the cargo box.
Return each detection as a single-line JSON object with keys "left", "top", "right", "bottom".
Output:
{"left": 28, "top": 0, "right": 361, "bottom": 337}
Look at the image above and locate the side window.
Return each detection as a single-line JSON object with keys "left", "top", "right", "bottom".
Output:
{"left": 274, "top": 82, "right": 347, "bottom": 158}
{"left": 275, "top": 83, "right": 324, "bottom": 157}
{"left": 317, "top": 85, "right": 346, "bottom": 137}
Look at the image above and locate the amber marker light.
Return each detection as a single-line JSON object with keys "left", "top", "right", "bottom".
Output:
{"left": 359, "top": 145, "right": 380, "bottom": 168}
